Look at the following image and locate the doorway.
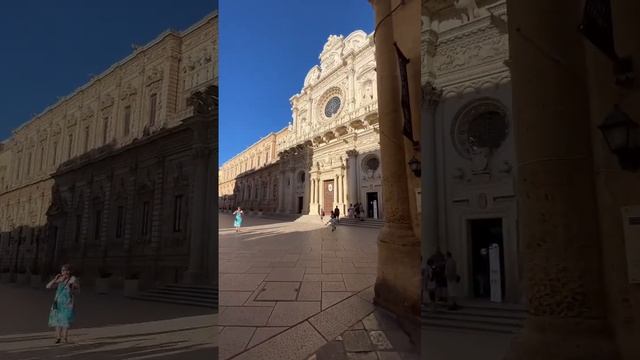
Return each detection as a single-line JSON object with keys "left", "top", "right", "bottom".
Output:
{"left": 469, "top": 218, "right": 505, "bottom": 300}
{"left": 297, "top": 196, "right": 303, "bottom": 214}
{"left": 323, "top": 180, "right": 334, "bottom": 214}
{"left": 366, "top": 192, "right": 379, "bottom": 219}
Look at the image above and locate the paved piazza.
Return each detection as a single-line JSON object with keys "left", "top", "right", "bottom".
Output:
{"left": 219, "top": 214, "right": 417, "bottom": 360}
{"left": 0, "top": 284, "right": 216, "bottom": 359}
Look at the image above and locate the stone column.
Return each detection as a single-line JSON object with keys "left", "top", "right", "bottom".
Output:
{"left": 276, "top": 170, "right": 285, "bottom": 213}
{"left": 347, "top": 150, "right": 359, "bottom": 206}
{"left": 369, "top": 0, "right": 421, "bottom": 319}
{"left": 184, "top": 145, "right": 210, "bottom": 284}
{"left": 504, "top": 0, "right": 618, "bottom": 358}
{"left": 421, "top": 83, "right": 441, "bottom": 260}
{"left": 304, "top": 171, "right": 311, "bottom": 214}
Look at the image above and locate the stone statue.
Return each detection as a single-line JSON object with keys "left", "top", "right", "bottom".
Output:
{"left": 454, "top": 0, "right": 480, "bottom": 22}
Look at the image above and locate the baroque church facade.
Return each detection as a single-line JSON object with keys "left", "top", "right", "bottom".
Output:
{"left": 422, "top": 0, "right": 521, "bottom": 303}
{"left": 219, "top": 30, "right": 383, "bottom": 219}
{"left": 0, "top": 13, "right": 218, "bottom": 287}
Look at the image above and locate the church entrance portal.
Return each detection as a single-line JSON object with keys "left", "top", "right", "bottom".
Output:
{"left": 469, "top": 218, "right": 505, "bottom": 301}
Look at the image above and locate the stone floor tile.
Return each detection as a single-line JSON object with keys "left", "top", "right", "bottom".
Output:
{"left": 315, "top": 340, "right": 348, "bottom": 360}
{"left": 376, "top": 352, "right": 402, "bottom": 360}
{"left": 220, "top": 291, "right": 254, "bottom": 306}
{"left": 322, "top": 292, "right": 355, "bottom": 310}
{"left": 267, "top": 301, "right": 321, "bottom": 326}
{"left": 220, "top": 273, "right": 267, "bottom": 291}
{"left": 245, "top": 266, "right": 274, "bottom": 274}
{"left": 218, "top": 306, "right": 273, "bottom": 326}
{"left": 356, "top": 287, "right": 375, "bottom": 303}
{"left": 270, "top": 261, "right": 299, "bottom": 268}
{"left": 256, "top": 281, "right": 300, "bottom": 301}
{"left": 346, "top": 352, "right": 378, "bottom": 360}
{"left": 299, "top": 281, "right": 322, "bottom": 301}
{"left": 232, "top": 321, "right": 327, "bottom": 360}
{"left": 306, "top": 267, "right": 323, "bottom": 274}
{"left": 342, "top": 274, "right": 376, "bottom": 292}
{"left": 266, "top": 268, "right": 305, "bottom": 282}
{"left": 349, "top": 321, "right": 365, "bottom": 330}
{"left": 304, "top": 274, "right": 344, "bottom": 282}
{"left": 343, "top": 330, "right": 374, "bottom": 352}
{"left": 323, "top": 281, "right": 347, "bottom": 292}
{"left": 362, "top": 310, "right": 398, "bottom": 331}
{"left": 369, "top": 331, "right": 393, "bottom": 350}
{"left": 382, "top": 330, "right": 415, "bottom": 352}
{"left": 219, "top": 326, "right": 256, "bottom": 360}
{"left": 246, "top": 326, "right": 289, "bottom": 348}
{"left": 309, "top": 294, "right": 376, "bottom": 341}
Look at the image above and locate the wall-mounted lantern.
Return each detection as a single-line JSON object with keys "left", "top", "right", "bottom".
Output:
{"left": 598, "top": 105, "right": 640, "bottom": 171}
{"left": 408, "top": 156, "right": 421, "bottom": 177}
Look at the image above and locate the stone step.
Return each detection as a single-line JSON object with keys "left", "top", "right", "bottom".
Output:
{"left": 424, "top": 311, "right": 525, "bottom": 327}
{"left": 421, "top": 318, "right": 519, "bottom": 334}
{"left": 129, "top": 294, "right": 217, "bottom": 309}
{"left": 421, "top": 301, "right": 526, "bottom": 334}
{"left": 131, "top": 283, "right": 218, "bottom": 309}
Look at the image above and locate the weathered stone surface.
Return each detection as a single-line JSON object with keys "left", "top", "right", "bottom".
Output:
{"left": 342, "top": 330, "right": 373, "bottom": 352}
{"left": 232, "top": 322, "right": 326, "bottom": 360}
{"left": 309, "top": 294, "right": 375, "bottom": 340}
{"left": 267, "top": 301, "right": 321, "bottom": 326}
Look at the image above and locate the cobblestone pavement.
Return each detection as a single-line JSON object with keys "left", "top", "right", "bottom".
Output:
{"left": 219, "top": 214, "right": 419, "bottom": 360}
{"left": 0, "top": 284, "right": 217, "bottom": 359}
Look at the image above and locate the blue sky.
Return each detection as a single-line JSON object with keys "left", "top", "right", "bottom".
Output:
{"left": 219, "top": 0, "right": 374, "bottom": 164}
{"left": 0, "top": 0, "right": 216, "bottom": 142}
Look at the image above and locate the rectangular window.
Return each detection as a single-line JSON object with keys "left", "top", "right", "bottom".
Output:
{"left": 94, "top": 210, "right": 102, "bottom": 241}
{"left": 124, "top": 106, "right": 131, "bottom": 136}
{"left": 173, "top": 195, "right": 183, "bottom": 232}
{"left": 149, "top": 94, "right": 157, "bottom": 125}
{"left": 116, "top": 206, "right": 125, "bottom": 238}
{"left": 103, "top": 118, "right": 109, "bottom": 145}
{"left": 141, "top": 201, "right": 150, "bottom": 237}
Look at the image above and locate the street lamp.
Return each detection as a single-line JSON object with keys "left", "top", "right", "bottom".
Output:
{"left": 408, "top": 156, "right": 421, "bottom": 177}
{"left": 598, "top": 105, "right": 640, "bottom": 171}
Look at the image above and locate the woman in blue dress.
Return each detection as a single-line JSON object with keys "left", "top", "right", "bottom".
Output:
{"left": 233, "top": 207, "right": 244, "bottom": 233}
{"left": 46, "top": 264, "right": 80, "bottom": 344}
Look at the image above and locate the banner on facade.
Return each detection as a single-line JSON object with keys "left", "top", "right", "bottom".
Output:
{"left": 394, "top": 42, "right": 416, "bottom": 146}
{"left": 579, "top": 0, "right": 618, "bottom": 60}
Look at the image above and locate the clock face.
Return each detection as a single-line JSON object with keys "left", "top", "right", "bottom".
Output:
{"left": 324, "top": 96, "right": 341, "bottom": 118}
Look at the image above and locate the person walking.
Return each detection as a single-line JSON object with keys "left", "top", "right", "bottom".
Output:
{"left": 334, "top": 206, "right": 340, "bottom": 223}
{"left": 233, "top": 207, "right": 244, "bottom": 233}
{"left": 47, "top": 264, "right": 80, "bottom": 344}
{"left": 445, "top": 252, "right": 461, "bottom": 310}
{"left": 348, "top": 204, "right": 354, "bottom": 218}
{"left": 326, "top": 210, "right": 337, "bottom": 231}
{"left": 425, "top": 259, "right": 437, "bottom": 311}
{"left": 320, "top": 208, "right": 325, "bottom": 222}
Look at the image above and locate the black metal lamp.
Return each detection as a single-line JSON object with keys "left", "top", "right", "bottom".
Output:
{"left": 408, "top": 156, "right": 421, "bottom": 177}
{"left": 598, "top": 105, "right": 640, "bottom": 171}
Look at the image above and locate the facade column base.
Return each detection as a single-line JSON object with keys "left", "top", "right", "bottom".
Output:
{"left": 374, "top": 223, "right": 421, "bottom": 320}
{"left": 505, "top": 317, "right": 619, "bottom": 360}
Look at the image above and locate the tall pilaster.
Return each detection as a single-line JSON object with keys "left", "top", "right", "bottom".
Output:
{"left": 504, "top": 0, "right": 618, "bottom": 358}
{"left": 421, "top": 82, "right": 441, "bottom": 260}
{"left": 347, "top": 150, "right": 359, "bottom": 206}
{"left": 369, "top": 0, "right": 421, "bottom": 320}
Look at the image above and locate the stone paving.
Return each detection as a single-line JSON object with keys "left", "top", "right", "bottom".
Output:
{"left": 0, "top": 284, "right": 216, "bottom": 359}
{"left": 219, "top": 214, "right": 415, "bottom": 360}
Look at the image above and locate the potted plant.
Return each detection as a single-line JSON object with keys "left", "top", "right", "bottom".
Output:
{"left": 0, "top": 267, "right": 10, "bottom": 283}
{"left": 96, "top": 267, "right": 112, "bottom": 294}
{"left": 16, "top": 266, "right": 29, "bottom": 285}
{"left": 123, "top": 272, "right": 140, "bottom": 297}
